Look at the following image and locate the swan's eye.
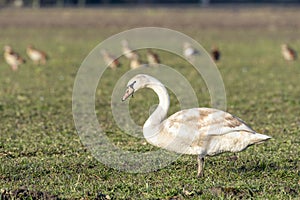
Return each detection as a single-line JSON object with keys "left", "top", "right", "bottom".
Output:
{"left": 129, "top": 80, "right": 136, "bottom": 90}
{"left": 122, "top": 88, "right": 134, "bottom": 101}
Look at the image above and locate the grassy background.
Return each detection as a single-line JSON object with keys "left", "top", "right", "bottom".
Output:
{"left": 0, "top": 7, "right": 300, "bottom": 199}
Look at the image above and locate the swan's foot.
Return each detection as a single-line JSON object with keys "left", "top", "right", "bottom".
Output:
{"left": 197, "top": 171, "right": 204, "bottom": 178}
{"left": 197, "top": 156, "right": 205, "bottom": 178}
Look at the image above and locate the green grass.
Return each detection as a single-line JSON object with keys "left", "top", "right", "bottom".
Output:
{"left": 0, "top": 8, "right": 300, "bottom": 199}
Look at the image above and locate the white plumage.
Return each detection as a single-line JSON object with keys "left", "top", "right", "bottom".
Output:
{"left": 183, "top": 42, "right": 199, "bottom": 60}
{"left": 122, "top": 74, "right": 271, "bottom": 177}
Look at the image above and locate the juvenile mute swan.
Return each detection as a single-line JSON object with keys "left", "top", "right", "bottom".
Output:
{"left": 122, "top": 74, "right": 271, "bottom": 177}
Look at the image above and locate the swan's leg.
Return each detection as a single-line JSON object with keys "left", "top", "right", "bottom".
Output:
{"left": 197, "top": 155, "right": 205, "bottom": 177}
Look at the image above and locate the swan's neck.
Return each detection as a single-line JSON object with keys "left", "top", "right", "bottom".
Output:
{"left": 143, "top": 82, "right": 170, "bottom": 132}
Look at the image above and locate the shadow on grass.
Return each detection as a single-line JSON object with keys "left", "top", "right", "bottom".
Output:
{"left": 236, "top": 161, "right": 280, "bottom": 173}
{"left": 1, "top": 187, "right": 61, "bottom": 200}
{"left": 209, "top": 186, "right": 254, "bottom": 199}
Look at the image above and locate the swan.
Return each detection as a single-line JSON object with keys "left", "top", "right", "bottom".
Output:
{"left": 122, "top": 74, "right": 271, "bottom": 177}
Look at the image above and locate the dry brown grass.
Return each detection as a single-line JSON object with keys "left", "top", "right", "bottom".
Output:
{"left": 1, "top": 6, "right": 300, "bottom": 31}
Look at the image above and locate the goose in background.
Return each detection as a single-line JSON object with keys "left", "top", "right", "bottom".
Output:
{"left": 129, "top": 54, "right": 144, "bottom": 69}
{"left": 211, "top": 45, "right": 221, "bottom": 62}
{"left": 4, "top": 45, "right": 25, "bottom": 71}
{"left": 101, "top": 49, "right": 120, "bottom": 70}
{"left": 26, "top": 45, "right": 48, "bottom": 65}
{"left": 147, "top": 49, "right": 160, "bottom": 66}
{"left": 281, "top": 44, "right": 297, "bottom": 61}
{"left": 121, "top": 39, "right": 139, "bottom": 60}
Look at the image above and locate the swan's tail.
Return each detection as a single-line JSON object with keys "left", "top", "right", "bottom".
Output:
{"left": 251, "top": 132, "right": 272, "bottom": 144}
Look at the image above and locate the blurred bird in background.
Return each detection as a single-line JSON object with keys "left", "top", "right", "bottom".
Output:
{"left": 101, "top": 49, "right": 120, "bottom": 70}
{"left": 121, "top": 39, "right": 139, "bottom": 60}
{"left": 183, "top": 42, "right": 199, "bottom": 61}
{"left": 281, "top": 44, "right": 297, "bottom": 61}
{"left": 130, "top": 54, "right": 143, "bottom": 69}
{"left": 4, "top": 45, "right": 25, "bottom": 71}
{"left": 26, "top": 45, "right": 48, "bottom": 65}
{"left": 147, "top": 49, "right": 160, "bottom": 66}
{"left": 210, "top": 45, "right": 221, "bottom": 62}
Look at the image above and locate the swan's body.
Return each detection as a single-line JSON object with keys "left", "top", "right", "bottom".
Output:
{"left": 4, "top": 45, "right": 25, "bottom": 71}
{"left": 144, "top": 108, "right": 266, "bottom": 155}
{"left": 26, "top": 45, "right": 47, "bottom": 65}
{"left": 101, "top": 49, "right": 120, "bottom": 70}
{"left": 281, "top": 44, "right": 297, "bottom": 61}
{"left": 122, "top": 74, "right": 271, "bottom": 177}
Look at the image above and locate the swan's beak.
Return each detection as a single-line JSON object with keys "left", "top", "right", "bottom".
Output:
{"left": 122, "top": 87, "right": 134, "bottom": 101}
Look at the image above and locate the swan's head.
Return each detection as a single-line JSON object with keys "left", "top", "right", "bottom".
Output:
{"left": 122, "top": 74, "right": 159, "bottom": 101}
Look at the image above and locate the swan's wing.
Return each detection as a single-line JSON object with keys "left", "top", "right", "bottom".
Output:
{"left": 165, "top": 108, "right": 255, "bottom": 137}
{"left": 157, "top": 108, "right": 268, "bottom": 155}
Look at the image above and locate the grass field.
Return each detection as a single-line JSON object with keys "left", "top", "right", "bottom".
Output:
{"left": 0, "top": 7, "right": 300, "bottom": 199}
